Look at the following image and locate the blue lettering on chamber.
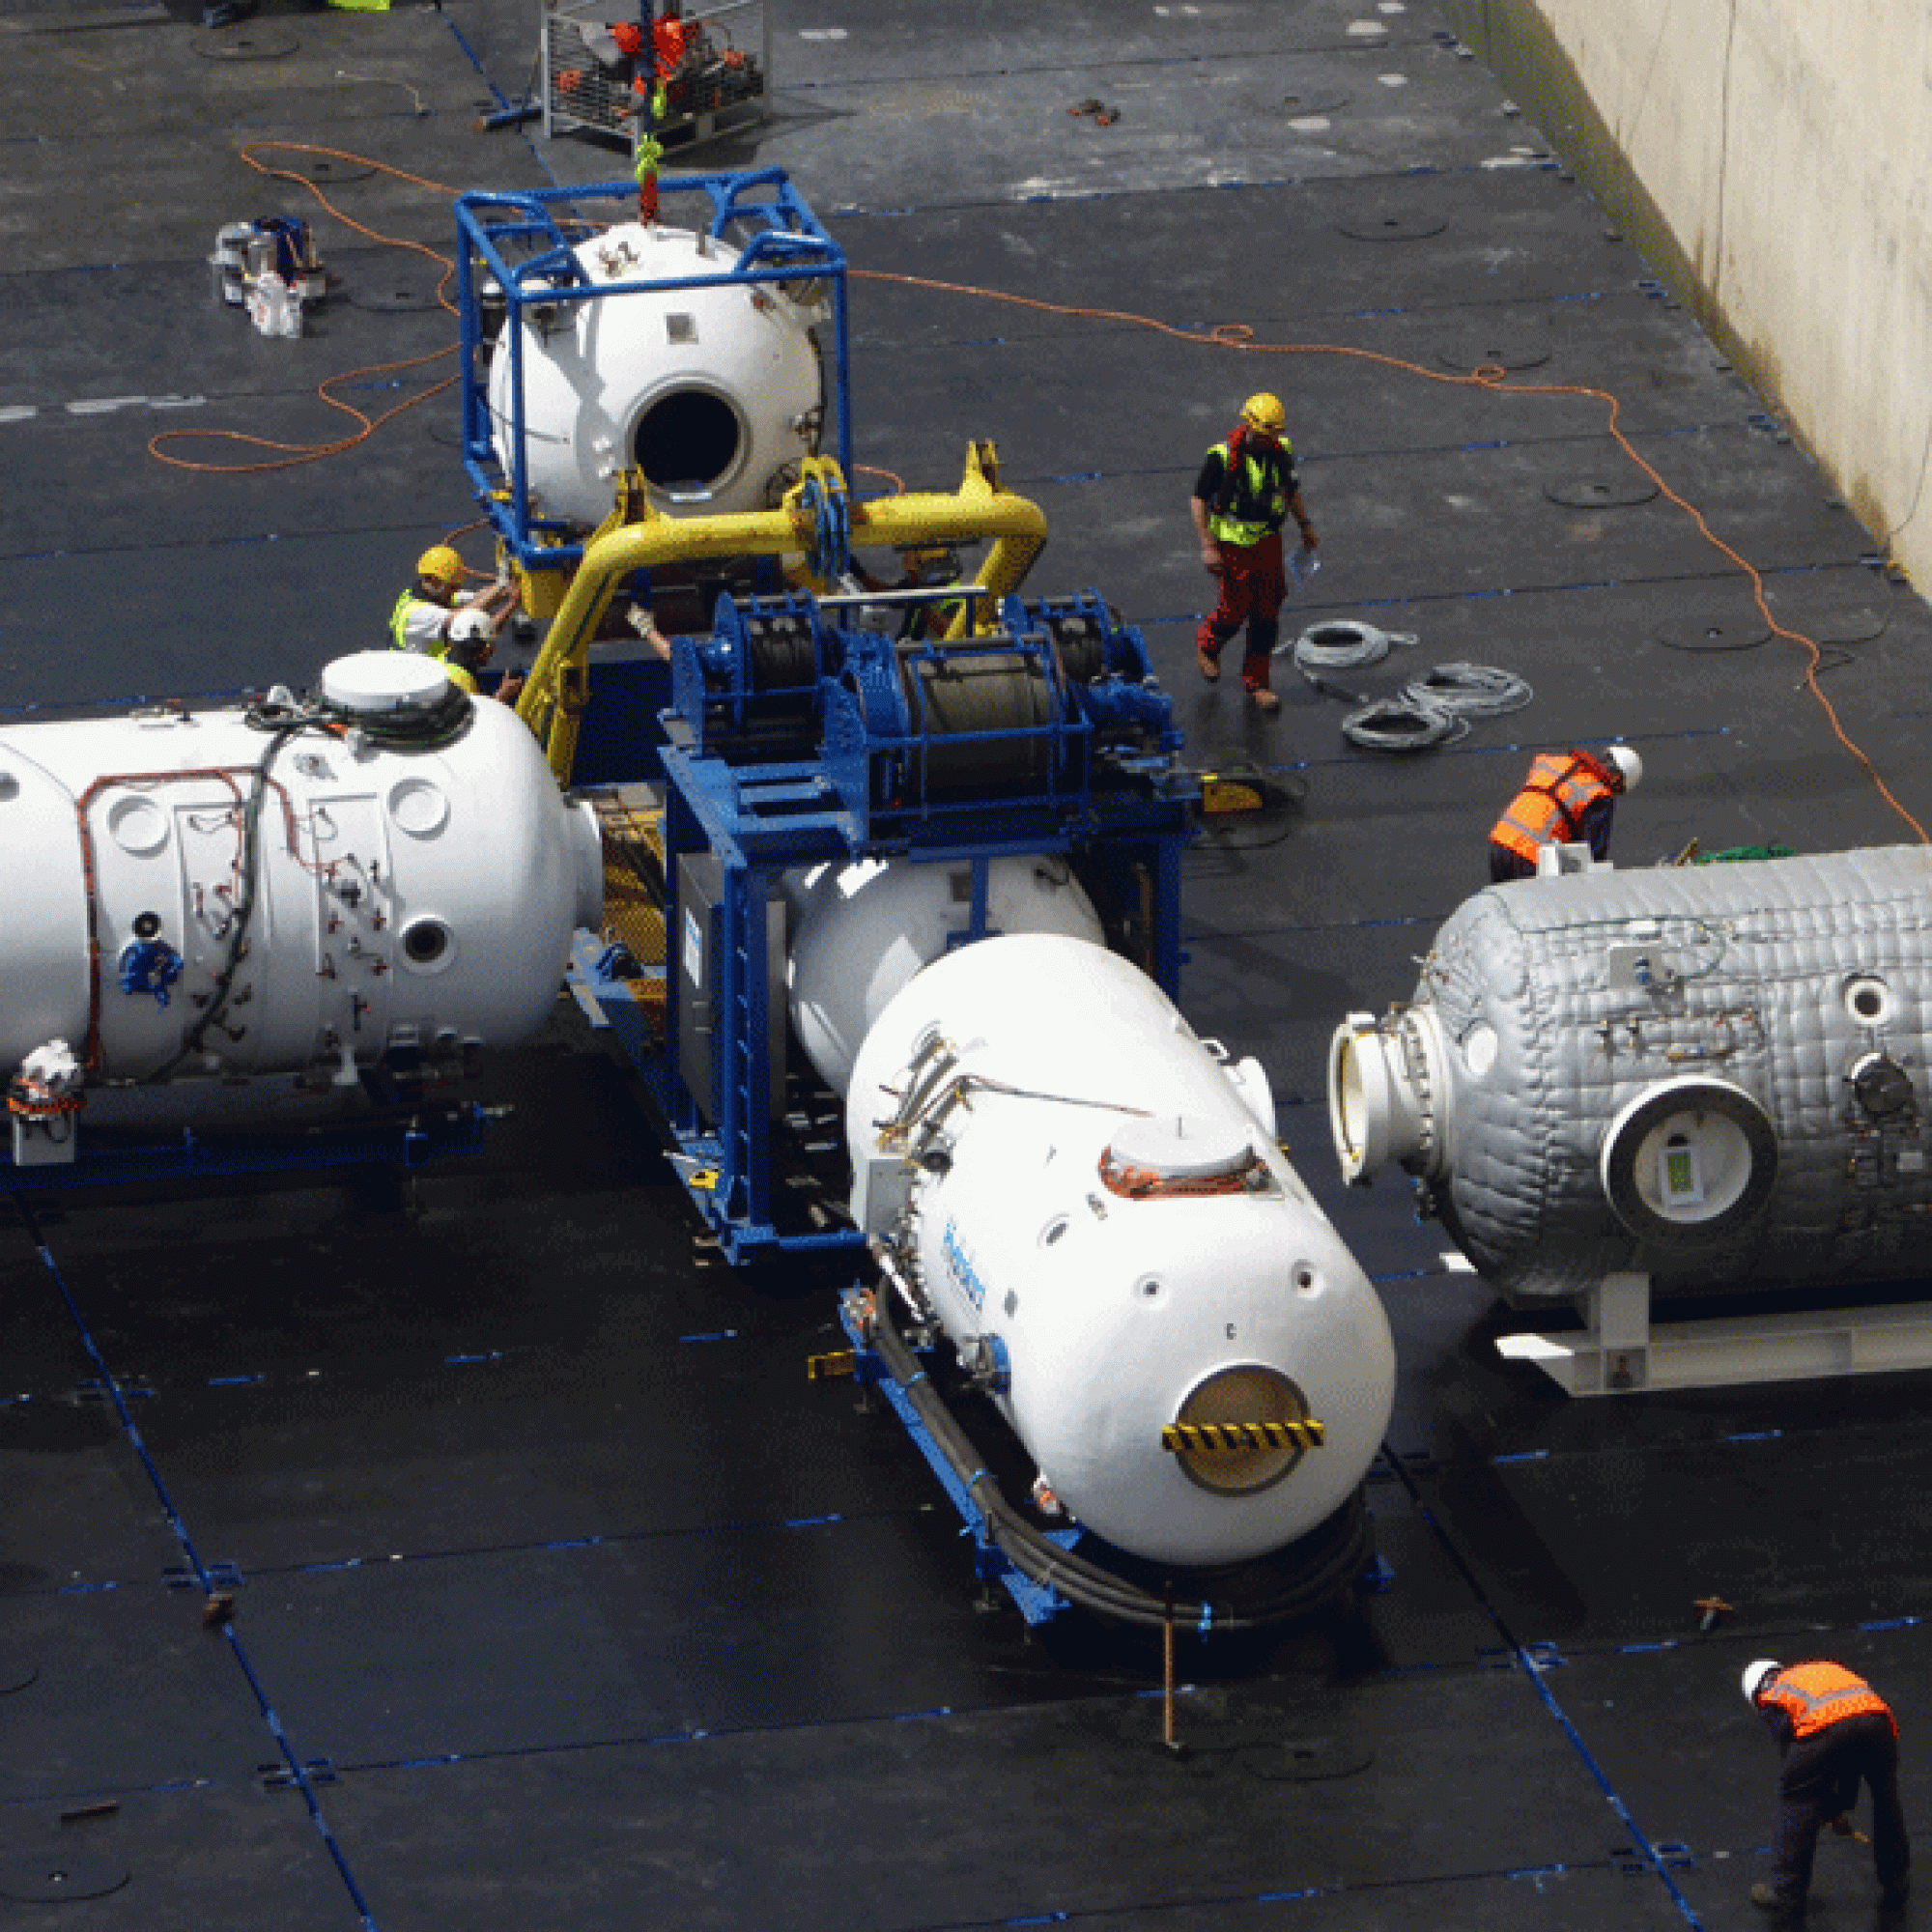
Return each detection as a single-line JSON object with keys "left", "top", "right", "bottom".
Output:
{"left": 941, "top": 1217, "right": 987, "bottom": 1312}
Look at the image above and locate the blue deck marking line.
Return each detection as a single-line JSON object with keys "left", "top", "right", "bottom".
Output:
{"left": 9, "top": 1195, "right": 387, "bottom": 1931}
{"left": 444, "top": 1351, "right": 502, "bottom": 1365}
{"left": 678, "top": 1328, "right": 740, "bottom": 1343}
{"left": 219, "top": 1626, "right": 380, "bottom": 1929}
{"left": 206, "top": 1374, "right": 266, "bottom": 1387}
{"left": 1378, "top": 1441, "right": 1707, "bottom": 1929}
{"left": 1492, "top": 1449, "right": 1550, "bottom": 1464}
{"left": 1724, "top": 1429, "right": 1782, "bottom": 1442}
{"left": 1861, "top": 1616, "right": 1922, "bottom": 1633}
{"left": 269, "top": 1505, "right": 929, "bottom": 1581}
{"left": 438, "top": 14, "right": 509, "bottom": 109}
{"left": 438, "top": 14, "right": 555, "bottom": 185}
{"left": 1516, "top": 1651, "right": 1704, "bottom": 1926}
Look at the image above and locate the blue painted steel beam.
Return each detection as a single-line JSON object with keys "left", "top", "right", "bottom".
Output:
{"left": 838, "top": 1297, "right": 1075, "bottom": 1625}
{"left": 1, "top": 1105, "right": 489, "bottom": 1193}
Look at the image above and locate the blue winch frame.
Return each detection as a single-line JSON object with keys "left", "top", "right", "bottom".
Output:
{"left": 454, "top": 171, "right": 853, "bottom": 576}
{"left": 568, "top": 586, "right": 1198, "bottom": 1264}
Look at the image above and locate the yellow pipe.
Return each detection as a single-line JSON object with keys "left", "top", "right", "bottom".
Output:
{"left": 514, "top": 449, "right": 1049, "bottom": 784}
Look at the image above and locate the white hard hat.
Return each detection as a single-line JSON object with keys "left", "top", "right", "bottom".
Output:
{"left": 448, "top": 606, "right": 494, "bottom": 647}
{"left": 1743, "top": 1660, "right": 1782, "bottom": 1705}
{"left": 1605, "top": 744, "right": 1642, "bottom": 791}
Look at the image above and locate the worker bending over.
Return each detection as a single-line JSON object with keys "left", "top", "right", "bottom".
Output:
{"left": 1743, "top": 1660, "right": 1909, "bottom": 1918}
{"left": 1191, "top": 391, "right": 1318, "bottom": 716}
{"left": 390, "top": 546, "right": 520, "bottom": 657}
{"left": 1489, "top": 745, "right": 1641, "bottom": 882}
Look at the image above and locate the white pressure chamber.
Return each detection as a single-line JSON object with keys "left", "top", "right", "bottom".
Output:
{"left": 487, "top": 220, "right": 827, "bottom": 528}
{"left": 0, "top": 654, "right": 602, "bottom": 1091}
{"left": 846, "top": 933, "right": 1396, "bottom": 1570}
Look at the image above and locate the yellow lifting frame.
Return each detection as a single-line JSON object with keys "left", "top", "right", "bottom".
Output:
{"left": 513, "top": 442, "right": 1048, "bottom": 785}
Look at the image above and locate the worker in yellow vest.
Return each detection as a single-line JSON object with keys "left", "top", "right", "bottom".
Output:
{"left": 389, "top": 546, "right": 519, "bottom": 658}
{"left": 1190, "top": 392, "right": 1318, "bottom": 715}
{"left": 1744, "top": 1659, "right": 1910, "bottom": 1918}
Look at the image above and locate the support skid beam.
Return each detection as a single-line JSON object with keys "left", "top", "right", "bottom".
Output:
{"left": 1497, "top": 1270, "right": 1932, "bottom": 1394}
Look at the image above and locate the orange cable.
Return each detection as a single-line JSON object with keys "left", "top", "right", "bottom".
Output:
{"left": 853, "top": 267, "right": 1925, "bottom": 843}
{"left": 139, "top": 144, "right": 1918, "bottom": 839}
{"left": 149, "top": 142, "right": 468, "bottom": 477}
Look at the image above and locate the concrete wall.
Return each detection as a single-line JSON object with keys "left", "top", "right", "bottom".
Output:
{"left": 1440, "top": 0, "right": 1932, "bottom": 588}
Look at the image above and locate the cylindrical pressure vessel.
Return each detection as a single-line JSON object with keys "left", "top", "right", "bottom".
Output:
{"left": 487, "top": 221, "right": 826, "bottom": 528}
{"left": 1330, "top": 846, "right": 1932, "bottom": 1299}
{"left": 787, "top": 855, "right": 1105, "bottom": 1095}
{"left": 848, "top": 933, "right": 1395, "bottom": 1569}
{"left": 0, "top": 654, "right": 601, "bottom": 1088}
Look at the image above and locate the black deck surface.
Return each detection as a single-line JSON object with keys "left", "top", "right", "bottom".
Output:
{"left": 4, "top": 1, "right": 1930, "bottom": 1926}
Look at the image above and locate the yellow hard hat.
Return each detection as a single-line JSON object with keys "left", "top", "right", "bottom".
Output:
{"left": 1240, "top": 392, "right": 1287, "bottom": 434}
{"left": 416, "top": 545, "right": 467, "bottom": 592}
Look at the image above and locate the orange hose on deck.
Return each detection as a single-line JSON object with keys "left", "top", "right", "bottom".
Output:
{"left": 852, "top": 266, "right": 1926, "bottom": 844}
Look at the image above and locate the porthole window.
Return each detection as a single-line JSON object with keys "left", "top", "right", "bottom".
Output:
{"left": 399, "top": 918, "right": 457, "bottom": 976}
{"left": 1844, "top": 976, "right": 1893, "bottom": 1026}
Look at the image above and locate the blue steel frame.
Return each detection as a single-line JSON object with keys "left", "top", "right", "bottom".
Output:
{"left": 838, "top": 1295, "right": 1080, "bottom": 1625}
{"left": 453, "top": 171, "right": 852, "bottom": 574}
{"left": 569, "top": 592, "right": 1196, "bottom": 1264}
{"left": 1, "top": 1104, "right": 490, "bottom": 1193}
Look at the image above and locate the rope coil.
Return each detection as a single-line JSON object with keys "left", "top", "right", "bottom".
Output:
{"left": 1286, "top": 619, "right": 1417, "bottom": 674}
{"left": 1341, "top": 698, "right": 1466, "bottom": 753}
{"left": 1399, "top": 662, "right": 1534, "bottom": 718}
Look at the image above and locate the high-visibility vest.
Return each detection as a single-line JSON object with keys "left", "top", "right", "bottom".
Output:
{"left": 1205, "top": 440, "right": 1292, "bottom": 548}
{"left": 1761, "top": 1662, "right": 1895, "bottom": 1740}
{"left": 389, "top": 589, "right": 450, "bottom": 658}
{"left": 1491, "top": 751, "right": 1618, "bottom": 866}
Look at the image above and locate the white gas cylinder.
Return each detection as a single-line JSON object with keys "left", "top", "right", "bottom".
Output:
{"left": 0, "top": 654, "right": 602, "bottom": 1087}
{"left": 846, "top": 934, "right": 1396, "bottom": 1569}
{"left": 487, "top": 221, "right": 826, "bottom": 528}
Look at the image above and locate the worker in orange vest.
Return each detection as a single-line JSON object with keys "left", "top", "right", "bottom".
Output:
{"left": 1488, "top": 745, "right": 1641, "bottom": 882}
{"left": 1744, "top": 1659, "right": 1910, "bottom": 1918}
